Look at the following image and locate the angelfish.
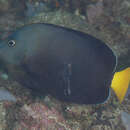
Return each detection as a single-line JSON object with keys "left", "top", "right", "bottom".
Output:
{"left": 0, "top": 23, "right": 129, "bottom": 104}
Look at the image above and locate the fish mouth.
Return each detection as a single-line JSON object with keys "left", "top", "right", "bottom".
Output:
{"left": 0, "top": 40, "right": 5, "bottom": 48}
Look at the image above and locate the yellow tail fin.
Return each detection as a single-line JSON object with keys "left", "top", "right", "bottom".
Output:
{"left": 111, "top": 67, "right": 130, "bottom": 103}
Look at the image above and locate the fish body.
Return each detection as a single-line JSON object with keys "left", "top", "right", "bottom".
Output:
{"left": 0, "top": 23, "right": 117, "bottom": 104}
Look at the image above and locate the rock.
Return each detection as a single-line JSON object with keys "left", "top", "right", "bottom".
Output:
{"left": 25, "top": 1, "right": 51, "bottom": 17}
{"left": 0, "top": 102, "right": 7, "bottom": 130}
{"left": 0, "top": 0, "right": 10, "bottom": 12}
{"left": 0, "top": 89, "right": 16, "bottom": 102}
{"left": 87, "top": 0, "right": 103, "bottom": 24}
{"left": 121, "top": 111, "right": 130, "bottom": 130}
{"left": 13, "top": 103, "right": 71, "bottom": 130}
{"left": 0, "top": 0, "right": 26, "bottom": 17}
{"left": 0, "top": 0, "right": 26, "bottom": 35}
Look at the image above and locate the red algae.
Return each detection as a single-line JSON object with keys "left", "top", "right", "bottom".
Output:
{"left": 14, "top": 102, "right": 71, "bottom": 130}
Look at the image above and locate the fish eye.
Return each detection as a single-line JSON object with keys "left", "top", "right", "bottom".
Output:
{"left": 8, "top": 40, "right": 16, "bottom": 47}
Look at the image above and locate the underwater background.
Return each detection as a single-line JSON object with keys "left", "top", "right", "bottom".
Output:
{"left": 0, "top": 0, "right": 129, "bottom": 130}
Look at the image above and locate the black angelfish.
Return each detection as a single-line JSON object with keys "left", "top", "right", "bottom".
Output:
{"left": 0, "top": 23, "right": 117, "bottom": 104}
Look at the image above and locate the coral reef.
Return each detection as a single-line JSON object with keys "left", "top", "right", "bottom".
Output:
{"left": 13, "top": 102, "right": 71, "bottom": 130}
{"left": 0, "top": 0, "right": 129, "bottom": 129}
